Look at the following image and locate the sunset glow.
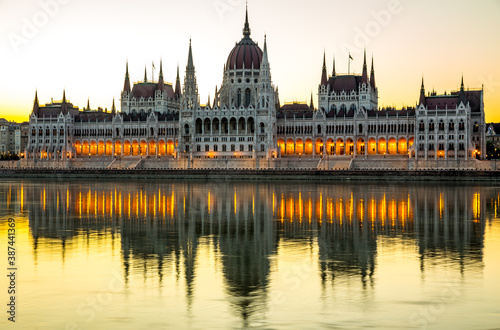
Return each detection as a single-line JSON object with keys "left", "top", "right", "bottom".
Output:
{"left": 0, "top": 0, "right": 499, "bottom": 122}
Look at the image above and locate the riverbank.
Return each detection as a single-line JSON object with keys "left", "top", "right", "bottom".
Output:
{"left": 1, "top": 168, "right": 500, "bottom": 181}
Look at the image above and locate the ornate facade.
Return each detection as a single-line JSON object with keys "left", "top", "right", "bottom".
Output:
{"left": 25, "top": 8, "right": 486, "bottom": 164}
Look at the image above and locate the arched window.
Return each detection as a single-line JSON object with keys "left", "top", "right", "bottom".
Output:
{"left": 184, "top": 124, "right": 190, "bottom": 135}
{"left": 429, "top": 120, "right": 435, "bottom": 131}
{"left": 449, "top": 121, "right": 455, "bottom": 131}
{"left": 245, "top": 89, "right": 251, "bottom": 107}
{"left": 260, "top": 122, "right": 265, "bottom": 134}
{"left": 317, "top": 125, "right": 322, "bottom": 135}
{"left": 330, "top": 104, "right": 337, "bottom": 113}
{"left": 419, "top": 121, "right": 425, "bottom": 132}
{"left": 439, "top": 120, "right": 445, "bottom": 131}
{"left": 350, "top": 104, "right": 357, "bottom": 112}
{"left": 340, "top": 104, "right": 347, "bottom": 112}
{"left": 237, "top": 89, "right": 242, "bottom": 107}
{"left": 150, "top": 127, "right": 154, "bottom": 136}
{"left": 358, "top": 124, "right": 363, "bottom": 134}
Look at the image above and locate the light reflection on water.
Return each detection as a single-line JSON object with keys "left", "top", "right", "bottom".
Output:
{"left": 0, "top": 180, "right": 499, "bottom": 329}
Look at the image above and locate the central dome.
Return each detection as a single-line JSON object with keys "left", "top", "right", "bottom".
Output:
{"left": 226, "top": 38, "right": 263, "bottom": 70}
{"left": 225, "top": 7, "right": 262, "bottom": 71}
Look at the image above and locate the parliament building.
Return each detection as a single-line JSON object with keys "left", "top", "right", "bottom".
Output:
{"left": 26, "top": 8, "right": 486, "bottom": 169}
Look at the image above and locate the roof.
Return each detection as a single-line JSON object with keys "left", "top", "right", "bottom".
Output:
{"left": 327, "top": 75, "right": 363, "bottom": 93}
{"left": 280, "top": 103, "right": 311, "bottom": 112}
{"left": 226, "top": 37, "right": 263, "bottom": 71}
{"left": 132, "top": 82, "right": 176, "bottom": 99}
{"left": 37, "top": 102, "right": 80, "bottom": 118}
{"left": 424, "top": 90, "right": 482, "bottom": 112}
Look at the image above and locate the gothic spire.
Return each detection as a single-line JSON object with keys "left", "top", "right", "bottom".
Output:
{"left": 458, "top": 74, "right": 467, "bottom": 105}
{"left": 112, "top": 98, "right": 116, "bottom": 114}
{"left": 262, "top": 35, "right": 269, "bottom": 65}
{"left": 61, "top": 89, "right": 68, "bottom": 114}
{"left": 310, "top": 92, "right": 314, "bottom": 110}
{"left": 243, "top": 2, "right": 251, "bottom": 38}
{"left": 32, "top": 90, "right": 40, "bottom": 116}
{"left": 370, "top": 55, "right": 376, "bottom": 90}
{"left": 123, "top": 61, "right": 131, "bottom": 93}
{"left": 187, "top": 38, "right": 194, "bottom": 69}
{"left": 332, "top": 56, "right": 336, "bottom": 77}
{"left": 86, "top": 98, "right": 90, "bottom": 110}
{"left": 214, "top": 85, "right": 218, "bottom": 108}
{"left": 321, "top": 51, "right": 328, "bottom": 86}
{"left": 144, "top": 66, "right": 148, "bottom": 82}
{"left": 158, "top": 58, "right": 165, "bottom": 91}
{"left": 419, "top": 76, "right": 426, "bottom": 106}
{"left": 175, "top": 64, "right": 181, "bottom": 98}
{"left": 361, "top": 48, "right": 368, "bottom": 85}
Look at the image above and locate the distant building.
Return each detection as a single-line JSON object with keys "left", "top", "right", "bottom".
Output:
{"left": 486, "top": 123, "right": 500, "bottom": 148}
{"left": 20, "top": 122, "right": 29, "bottom": 157}
{"left": 0, "top": 118, "right": 21, "bottom": 156}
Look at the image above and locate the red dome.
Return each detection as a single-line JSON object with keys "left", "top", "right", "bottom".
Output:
{"left": 226, "top": 37, "right": 263, "bottom": 70}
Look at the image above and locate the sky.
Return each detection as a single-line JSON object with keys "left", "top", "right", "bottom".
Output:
{"left": 0, "top": 0, "right": 499, "bottom": 123}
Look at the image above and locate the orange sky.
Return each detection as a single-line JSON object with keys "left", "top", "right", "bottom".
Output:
{"left": 0, "top": 0, "right": 499, "bottom": 123}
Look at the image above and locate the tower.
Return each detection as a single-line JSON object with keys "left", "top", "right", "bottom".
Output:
{"left": 178, "top": 39, "right": 199, "bottom": 157}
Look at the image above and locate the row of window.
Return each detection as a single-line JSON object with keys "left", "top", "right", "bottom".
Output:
{"left": 418, "top": 120, "right": 472, "bottom": 132}
{"left": 418, "top": 143, "right": 466, "bottom": 151}
{"left": 279, "top": 123, "right": 415, "bottom": 136}
{"left": 418, "top": 135, "right": 465, "bottom": 141}
{"left": 32, "top": 139, "right": 65, "bottom": 144}
{"left": 189, "top": 144, "right": 265, "bottom": 153}
{"left": 32, "top": 129, "right": 65, "bottom": 136}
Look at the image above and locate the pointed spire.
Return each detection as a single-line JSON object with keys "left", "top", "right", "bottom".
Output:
{"left": 262, "top": 35, "right": 268, "bottom": 64}
{"left": 419, "top": 76, "right": 426, "bottom": 106}
{"left": 86, "top": 98, "right": 90, "bottom": 111}
{"left": 207, "top": 94, "right": 211, "bottom": 108}
{"left": 243, "top": 1, "right": 251, "bottom": 38}
{"left": 321, "top": 51, "right": 328, "bottom": 86}
{"left": 111, "top": 98, "right": 116, "bottom": 114}
{"left": 310, "top": 92, "right": 314, "bottom": 110}
{"left": 32, "top": 90, "right": 40, "bottom": 116}
{"left": 61, "top": 89, "right": 68, "bottom": 114}
{"left": 214, "top": 85, "right": 218, "bottom": 108}
{"left": 187, "top": 38, "right": 194, "bottom": 69}
{"left": 361, "top": 48, "right": 368, "bottom": 85}
{"left": 175, "top": 64, "right": 181, "bottom": 98}
{"left": 332, "top": 56, "right": 336, "bottom": 77}
{"left": 158, "top": 58, "right": 165, "bottom": 91}
{"left": 458, "top": 74, "right": 467, "bottom": 105}
{"left": 123, "top": 61, "right": 131, "bottom": 93}
{"left": 144, "top": 66, "right": 148, "bottom": 82}
{"left": 370, "top": 55, "right": 376, "bottom": 90}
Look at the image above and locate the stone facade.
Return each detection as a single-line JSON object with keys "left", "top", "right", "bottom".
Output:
{"left": 25, "top": 8, "right": 486, "bottom": 166}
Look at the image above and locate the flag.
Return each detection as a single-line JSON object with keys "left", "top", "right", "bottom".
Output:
{"left": 349, "top": 53, "right": 353, "bottom": 60}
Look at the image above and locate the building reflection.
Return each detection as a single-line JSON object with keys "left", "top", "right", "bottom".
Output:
{"left": 0, "top": 180, "right": 492, "bottom": 324}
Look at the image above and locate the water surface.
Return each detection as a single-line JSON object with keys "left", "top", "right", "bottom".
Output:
{"left": 0, "top": 179, "right": 499, "bottom": 329}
